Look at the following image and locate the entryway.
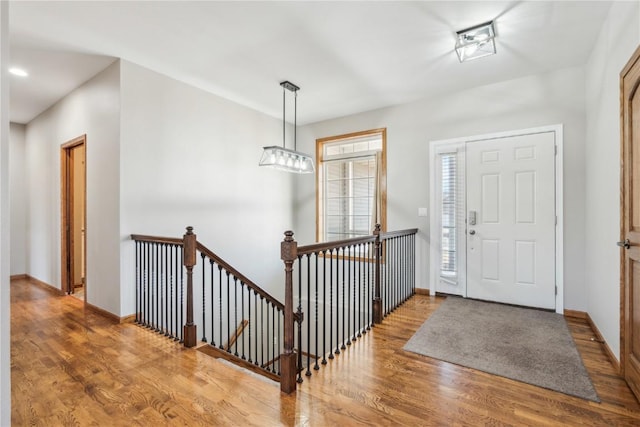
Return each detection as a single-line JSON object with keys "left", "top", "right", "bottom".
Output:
{"left": 429, "top": 125, "right": 563, "bottom": 312}
{"left": 61, "top": 135, "right": 86, "bottom": 300}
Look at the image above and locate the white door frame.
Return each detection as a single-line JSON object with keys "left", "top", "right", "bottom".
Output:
{"left": 429, "top": 124, "right": 564, "bottom": 313}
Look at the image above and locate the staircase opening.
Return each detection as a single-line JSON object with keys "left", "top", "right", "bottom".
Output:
{"left": 130, "top": 224, "right": 417, "bottom": 393}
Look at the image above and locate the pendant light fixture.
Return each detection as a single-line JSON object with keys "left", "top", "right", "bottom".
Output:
{"left": 259, "top": 81, "right": 314, "bottom": 174}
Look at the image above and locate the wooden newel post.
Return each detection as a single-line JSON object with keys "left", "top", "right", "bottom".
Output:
{"left": 280, "top": 230, "right": 298, "bottom": 394}
{"left": 373, "top": 224, "right": 383, "bottom": 324}
{"left": 183, "top": 226, "right": 197, "bottom": 348}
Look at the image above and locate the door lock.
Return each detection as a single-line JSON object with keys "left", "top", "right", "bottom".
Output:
{"left": 469, "top": 229, "right": 476, "bottom": 235}
{"left": 617, "top": 239, "right": 631, "bottom": 249}
{"left": 468, "top": 210, "right": 477, "bottom": 226}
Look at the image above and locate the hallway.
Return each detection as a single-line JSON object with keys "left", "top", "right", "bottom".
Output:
{"left": 10, "top": 277, "right": 640, "bottom": 425}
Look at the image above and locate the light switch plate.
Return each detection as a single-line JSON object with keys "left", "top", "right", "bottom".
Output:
{"left": 418, "top": 207, "right": 428, "bottom": 217}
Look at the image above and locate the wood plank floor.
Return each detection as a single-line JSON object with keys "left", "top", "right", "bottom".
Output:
{"left": 11, "top": 277, "right": 640, "bottom": 426}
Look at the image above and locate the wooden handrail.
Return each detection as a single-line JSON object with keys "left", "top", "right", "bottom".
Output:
{"left": 196, "top": 242, "right": 285, "bottom": 312}
{"left": 297, "top": 235, "right": 376, "bottom": 256}
{"left": 131, "top": 234, "right": 184, "bottom": 245}
{"left": 380, "top": 228, "right": 418, "bottom": 240}
{"left": 296, "top": 228, "right": 418, "bottom": 256}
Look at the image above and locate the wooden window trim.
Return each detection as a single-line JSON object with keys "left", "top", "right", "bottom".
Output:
{"left": 315, "top": 128, "right": 387, "bottom": 243}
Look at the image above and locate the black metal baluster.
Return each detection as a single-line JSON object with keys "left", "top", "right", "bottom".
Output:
{"left": 135, "top": 242, "right": 139, "bottom": 324}
{"left": 179, "top": 245, "right": 184, "bottom": 343}
{"left": 297, "top": 254, "right": 303, "bottom": 375}
{"left": 403, "top": 235, "right": 407, "bottom": 302}
{"left": 210, "top": 259, "right": 215, "bottom": 347}
{"left": 254, "top": 292, "right": 258, "bottom": 366}
{"left": 277, "top": 308, "right": 281, "bottom": 375}
{"left": 219, "top": 266, "right": 223, "bottom": 349}
{"left": 297, "top": 308, "right": 303, "bottom": 383}
{"left": 370, "top": 241, "right": 373, "bottom": 324}
{"left": 148, "top": 243, "right": 153, "bottom": 329}
{"left": 173, "top": 245, "right": 178, "bottom": 340}
{"left": 162, "top": 243, "right": 169, "bottom": 337}
{"left": 226, "top": 272, "right": 231, "bottom": 353}
{"left": 357, "top": 243, "right": 362, "bottom": 338}
{"left": 352, "top": 244, "right": 357, "bottom": 342}
{"left": 335, "top": 247, "right": 340, "bottom": 355}
{"left": 149, "top": 243, "right": 154, "bottom": 329}
{"left": 234, "top": 276, "right": 239, "bottom": 357}
{"left": 266, "top": 301, "right": 271, "bottom": 372}
{"left": 341, "top": 247, "right": 346, "bottom": 351}
{"left": 241, "top": 281, "right": 246, "bottom": 360}
{"left": 155, "top": 243, "right": 159, "bottom": 331}
{"left": 272, "top": 304, "right": 276, "bottom": 373}
{"left": 164, "top": 243, "right": 168, "bottom": 334}
{"left": 248, "top": 290, "right": 253, "bottom": 364}
{"left": 141, "top": 242, "right": 146, "bottom": 326}
{"left": 328, "top": 248, "right": 334, "bottom": 360}
{"left": 413, "top": 234, "right": 416, "bottom": 293}
{"left": 163, "top": 243, "right": 167, "bottom": 333}
{"left": 322, "top": 250, "right": 327, "bottom": 365}
{"left": 201, "top": 253, "right": 207, "bottom": 342}
{"left": 314, "top": 253, "right": 319, "bottom": 371}
{"left": 347, "top": 245, "right": 351, "bottom": 346}
{"left": 169, "top": 244, "right": 173, "bottom": 338}
{"left": 306, "top": 254, "right": 311, "bottom": 377}
{"left": 260, "top": 296, "right": 264, "bottom": 367}
{"left": 363, "top": 242, "right": 369, "bottom": 333}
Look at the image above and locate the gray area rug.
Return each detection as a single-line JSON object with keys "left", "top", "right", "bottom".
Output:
{"left": 403, "top": 297, "right": 600, "bottom": 402}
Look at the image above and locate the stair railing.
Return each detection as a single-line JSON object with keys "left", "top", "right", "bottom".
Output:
{"left": 280, "top": 224, "right": 417, "bottom": 392}
{"left": 131, "top": 224, "right": 417, "bottom": 395}
{"left": 132, "top": 227, "right": 292, "bottom": 383}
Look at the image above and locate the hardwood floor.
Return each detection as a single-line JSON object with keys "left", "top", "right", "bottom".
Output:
{"left": 11, "top": 277, "right": 640, "bottom": 426}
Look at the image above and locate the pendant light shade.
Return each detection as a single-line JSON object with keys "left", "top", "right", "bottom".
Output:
{"left": 258, "top": 146, "right": 314, "bottom": 173}
{"left": 259, "top": 81, "right": 314, "bottom": 174}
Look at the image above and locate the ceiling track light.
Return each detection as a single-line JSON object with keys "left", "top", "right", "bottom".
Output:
{"left": 259, "top": 81, "right": 314, "bottom": 174}
{"left": 455, "top": 21, "right": 496, "bottom": 63}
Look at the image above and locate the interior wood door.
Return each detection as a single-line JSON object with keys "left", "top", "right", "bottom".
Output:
{"left": 621, "top": 45, "right": 640, "bottom": 402}
{"left": 466, "top": 132, "right": 556, "bottom": 309}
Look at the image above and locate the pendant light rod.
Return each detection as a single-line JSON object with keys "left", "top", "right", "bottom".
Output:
{"left": 280, "top": 80, "right": 300, "bottom": 150}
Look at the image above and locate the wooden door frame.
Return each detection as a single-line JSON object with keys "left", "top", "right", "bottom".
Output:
{"left": 60, "top": 135, "right": 87, "bottom": 299}
{"left": 620, "top": 45, "right": 640, "bottom": 383}
{"left": 428, "top": 124, "right": 564, "bottom": 313}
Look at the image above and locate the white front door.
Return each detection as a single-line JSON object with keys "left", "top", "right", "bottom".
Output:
{"left": 465, "top": 132, "right": 556, "bottom": 309}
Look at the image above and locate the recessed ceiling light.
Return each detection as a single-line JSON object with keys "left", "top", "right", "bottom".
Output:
{"left": 9, "top": 67, "right": 28, "bottom": 77}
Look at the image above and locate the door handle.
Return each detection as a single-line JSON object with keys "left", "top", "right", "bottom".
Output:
{"left": 617, "top": 239, "right": 631, "bottom": 249}
{"left": 469, "top": 229, "right": 476, "bottom": 235}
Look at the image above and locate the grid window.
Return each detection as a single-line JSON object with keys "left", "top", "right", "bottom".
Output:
{"left": 317, "top": 129, "right": 386, "bottom": 242}
{"left": 440, "top": 153, "right": 456, "bottom": 274}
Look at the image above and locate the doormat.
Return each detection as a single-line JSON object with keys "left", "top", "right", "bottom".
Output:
{"left": 403, "top": 297, "right": 599, "bottom": 402}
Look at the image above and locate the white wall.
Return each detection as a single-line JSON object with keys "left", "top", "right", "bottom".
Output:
{"left": 0, "top": 1, "right": 10, "bottom": 422}
{"left": 119, "top": 61, "right": 295, "bottom": 315}
{"left": 10, "top": 122, "right": 26, "bottom": 275}
{"left": 24, "top": 61, "right": 121, "bottom": 314}
{"left": 296, "top": 66, "right": 587, "bottom": 311}
{"left": 585, "top": 1, "right": 640, "bottom": 361}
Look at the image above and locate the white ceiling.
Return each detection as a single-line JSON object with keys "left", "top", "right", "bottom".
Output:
{"left": 8, "top": 1, "right": 613, "bottom": 125}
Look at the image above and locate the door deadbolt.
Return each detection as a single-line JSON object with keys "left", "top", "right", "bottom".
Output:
{"left": 469, "top": 229, "right": 476, "bottom": 235}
